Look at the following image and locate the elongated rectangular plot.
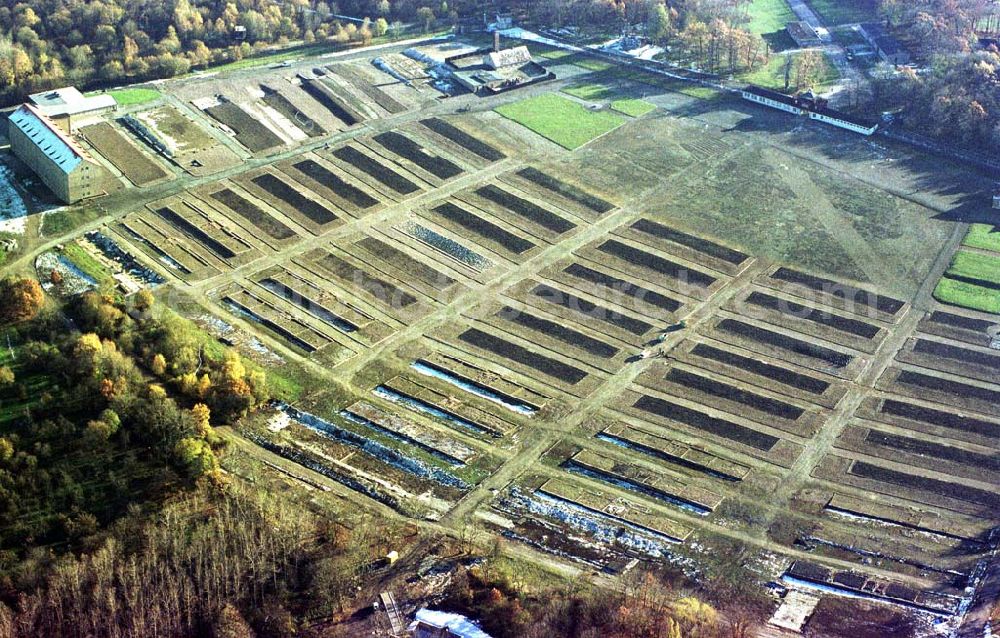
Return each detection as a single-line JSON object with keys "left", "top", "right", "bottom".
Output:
{"left": 505, "top": 279, "right": 657, "bottom": 343}
{"left": 308, "top": 249, "right": 422, "bottom": 311}
{"left": 116, "top": 217, "right": 215, "bottom": 280}
{"left": 600, "top": 422, "right": 752, "bottom": 481}
{"left": 256, "top": 277, "right": 362, "bottom": 335}
{"left": 232, "top": 168, "right": 341, "bottom": 234}
{"left": 204, "top": 101, "right": 284, "bottom": 153}
{"left": 345, "top": 400, "right": 478, "bottom": 463}
{"left": 373, "top": 131, "right": 463, "bottom": 180}
{"left": 636, "top": 364, "right": 821, "bottom": 437}
{"left": 280, "top": 157, "right": 379, "bottom": 214}
{"left": 256, "top": 265, "right": 380, "bottom": 329}
{"left": 458, "top": 327, "right": 589, "bottom": 385}
{"left": 298, "top": 79, "right": 362, "bottom": 125}
{"left": 877, "top": 366, "right": 1000, "bottom": 417}
{"left": 861, "top": 396, "right": 1000, "bottom": 447}
{"left": 784, "top": 560, "right": 960, "bottom": 615}
{"left": 850, "top": 459, "right": 1000, "bottom": 510}
{"left": 261, "top": 88, "right": 326, "bottom": 137}
{"left": 812, "top": 455, "right": 998, "bottom": 517}
{"left": 222, "top": 287, "right": 335, "bottom": 353}
{"left": 477, "top": 304, "right": 629, "bottom": 375}
{"left": 622, "top": 218, "right": 750, "bottom": 276}
{"left": 613, "top": 392, "right": 804, "bottom": 467}
{"left": 825, "top": 493, "right": 994, "bottom": 542}
{"left": 420, "top": 118, "right": 506, "bottom": 162}
{"left": 576, "top": 239, "right": 719, "bottom": 300}
{"left": 538, "top": 477, "right": 693, "bottom": 542}
{"left": 895, "top": 337, "right": 1000, "bottom": 385}
{"left": 708, "top": 317, "right": 863, "bottom": 379}
{"left": 672, "top": 340, "right": 847, "bottom": 408}
{"left": 398, "top": 221, "right": 495, "bottom": 277}
{"left": 630, "top": 393, "right": 780, "bottom": 452}
{"left": 917, "top": 310, "right": 999, "bottom": 348}
{"left": 149, "top": 201, "right": 258, "bottom": 265}
{"left": 734, "top": 289, "right": 885, "bottom": 353}
{"left": 330, "top": 145, "right": 421, "bottom": 195}
{"left": 762, "top": 266, "right": 906, "bottom": 321}
{"left": 81, "top": 122, "right": 170, "bottom": 186}
{"left": 568, "top": 448, "right": 724, "bottom": 511}
{"left": 554, "top": 260, "right": 685, "bottom": 317}
{"left": 470, "top": 184, "right": 577, "bottom": 235}
{"left": 506, "top": 166, "right": 615, "bottom": 218}
{"left": 428, "top": 202, "right": 536, "bottom": 257}
{"left": 380, "top": 376, "right": 513, "bottom": 437}
{"left": 203, "top": 186, "right": 298, "bottom": 244}
{"left": 354, "top": 235, "right": 458, "bottom": 294}
{"left": 836, "top": 424, "right": 1000, "bottom": 482}
{"left": 494, "top": 306, "right": 620, "bottom": 359}
{"left": 419, "top": 351, "right": 551, "bottom": 410}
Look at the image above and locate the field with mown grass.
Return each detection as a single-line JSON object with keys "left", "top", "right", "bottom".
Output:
{"left": 495, "top": 93, "right": 626, "bottom": 150}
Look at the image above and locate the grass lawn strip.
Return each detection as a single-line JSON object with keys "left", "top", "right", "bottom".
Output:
{"left": 495, "top": 93, "right": 626, "bottom": 150}
{"left": 961, "top": 224, "right": 1000, "bottom": 253}
{"left": 61, "top": 242, "right": 114, "bottom": 285}
{"left": 933, "top": 278, "right": 1000, "bottom": 315}
{"left": 611, "top": 99, "right": 657, "bottom": 117}
{"left": 947, "top": 249, "right": 1000, "bottom": 286}
{"left": 87, "top": 87, "right": 161, "bottom": 106}
{"left": 746, "top": 0, "right": 797, "bottom": 35}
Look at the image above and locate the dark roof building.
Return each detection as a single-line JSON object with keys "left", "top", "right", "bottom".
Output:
{"left": 859, "top": 22, "right": 910, "bottom": 65}
{"left": 787, "top": 21, "right": 821, "bottom": 47}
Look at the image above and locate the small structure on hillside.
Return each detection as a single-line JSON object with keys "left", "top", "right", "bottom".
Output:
{"left": 7, "top": 103, "right": 117, "bottom": 203}
{"left": 28, "top": 86, "right": 116, "bottom": 134}
{"left": 787, "top": 21, "right": 821, "bottom": 47}
{"left": 992, "top": 191, "right": 1000, "bottom": 210}
{"left": 740, "top": 85, "right": 879, "bottom": 136}
{"left": 859, "top": 22, "right": 910, "bottom": 65}
{"left": 443, "top": 33, "right": 553, "bottom": 95}
{"left": 408, "top": 609, "right": 493, "bottom": 638}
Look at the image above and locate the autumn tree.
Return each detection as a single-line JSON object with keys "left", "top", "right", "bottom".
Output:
{"left": 0, "top": 366, "right": 13, "bottom": 388}
{"left": 0, "top": 277, "right": 44, "bottom": 324}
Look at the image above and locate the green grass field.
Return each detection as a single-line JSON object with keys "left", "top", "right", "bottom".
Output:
{"left": 746, "top": 0, "right": 797, "bottom": 35}
{"left": 808, "top": 0, "right": 878, "bottom": 25}
{"left": 961, "top": 223, "right": 1000, "bottom": 253}
{"left": 107, "top": 88, "right": 161, "bottom": 106}
{"left": 611, "top": 98, "right": 657, "bottom": 117}
{"left": 496, "top": 93, "right": 626, "bottom": 150}
{"left": 934, "top": 277, "right": 1000, "bottom": 315}
{"left": 563, "top": 82, "right": 616, "bottom": 101}
{"left": 947, "top": 250, "right": 1000, "bottom": 286}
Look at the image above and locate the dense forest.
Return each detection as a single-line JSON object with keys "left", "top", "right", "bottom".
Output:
{"left": 870, "top": 0, "right": 1000, "bottom": 150}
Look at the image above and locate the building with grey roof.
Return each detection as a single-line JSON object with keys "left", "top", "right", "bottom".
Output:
{"left": 8, "top": 104, "right": 116, "bottom": 203}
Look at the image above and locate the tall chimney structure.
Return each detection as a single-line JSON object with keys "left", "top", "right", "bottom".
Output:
{"left": 494, "top": 31, "right": 501, "bottom": 52}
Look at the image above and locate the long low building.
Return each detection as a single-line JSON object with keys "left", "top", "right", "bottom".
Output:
{"left": 8, "top": 103, "right": 117, "bottom": 203}
{"left": 741, "top": 85, "right": 879, "bottom": 136}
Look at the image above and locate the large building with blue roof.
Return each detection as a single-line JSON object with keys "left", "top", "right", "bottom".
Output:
{"left": 8, "top": 103, "right": 115, "bottom": 203}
